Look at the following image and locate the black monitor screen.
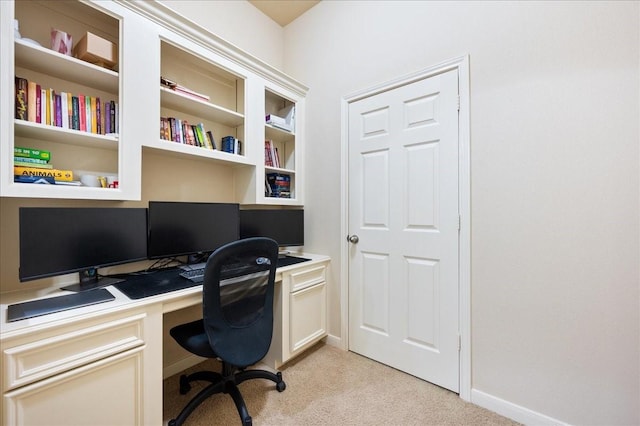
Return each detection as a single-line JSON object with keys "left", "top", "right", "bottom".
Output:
{"left": 19, "top": 207, "right": 148, "bottom": 282}
{"left": 147, "top": 201, "right": 239, "bottom": 259}
{"left": 239, "top": 209, "right": 304, "bottom": 247}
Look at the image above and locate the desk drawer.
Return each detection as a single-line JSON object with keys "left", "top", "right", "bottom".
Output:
{"left": 288, "top": 265, "right": 326, "bottom": 293}
{"left": 3, "top": 313, "right": 145, "bottom": 390}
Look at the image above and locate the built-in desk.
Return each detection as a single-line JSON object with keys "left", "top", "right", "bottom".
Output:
{"left": 0, "top": 253, "right": 329, "bottom": 426}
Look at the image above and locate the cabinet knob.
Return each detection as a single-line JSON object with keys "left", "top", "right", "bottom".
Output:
{"left": 347, "top": 234, "right": 359, "bottom": 244}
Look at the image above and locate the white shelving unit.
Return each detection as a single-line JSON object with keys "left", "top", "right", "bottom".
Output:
{"left": 0, "top": 0, "right": 308, "bottom": 204}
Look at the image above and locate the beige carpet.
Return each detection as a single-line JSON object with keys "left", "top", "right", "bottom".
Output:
{"left": 163, "top": 343, "right": 518, "bottom": 425}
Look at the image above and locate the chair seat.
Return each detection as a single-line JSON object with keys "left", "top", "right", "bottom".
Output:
{"left": 170, "top": 319, "right": 217, "bottom": 358}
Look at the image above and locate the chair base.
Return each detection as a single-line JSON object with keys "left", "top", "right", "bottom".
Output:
{"left": 169, "top": 363, "right": 285, "bottom": 426}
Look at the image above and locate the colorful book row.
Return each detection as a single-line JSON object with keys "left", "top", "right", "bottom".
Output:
{"left": 160, "top": 117, "right": 216, "bottom": 150}
{"left": 15, "top": 76, "right": 119, "bottom": 135}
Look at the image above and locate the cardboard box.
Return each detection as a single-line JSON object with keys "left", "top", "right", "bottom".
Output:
{"left": 73, "top": 32, "right": 117, "bottom": 69}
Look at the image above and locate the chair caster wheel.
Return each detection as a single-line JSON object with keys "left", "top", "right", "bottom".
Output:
{"left": 276, "top": 381, "right": 286, "bottom": 392}
{"left": 168, "top": 420, "right": 177, "bottom": 426}
{"left": 179, "top": 375, "right": 191, "bottom": 394}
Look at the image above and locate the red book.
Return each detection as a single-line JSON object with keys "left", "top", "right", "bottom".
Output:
{"left": 78, "top": 94, "right": 86, "bottom": 131}
{"left": 35, "top": 84, "right": 42, "bottom": 123}
{"left": 96, "top": 97, "right": 101, "bottom": 134}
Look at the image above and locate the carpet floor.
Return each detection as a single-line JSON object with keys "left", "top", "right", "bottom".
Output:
{"left": 163, "top": 342, "right": 519, "bottom": 425}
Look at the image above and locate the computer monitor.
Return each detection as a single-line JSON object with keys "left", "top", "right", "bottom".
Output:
{"left": 239, "top": 209, "right": 304, "bottom": 248}
{"left": 19, "top": 207, "right": 148, "bottom": 291}
{"left": 147, "top": 201, "right": 239, "bottom": 260}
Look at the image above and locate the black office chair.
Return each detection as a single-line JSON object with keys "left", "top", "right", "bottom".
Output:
{"left": 168, "top": 237, "right": 286, "bottom": 426}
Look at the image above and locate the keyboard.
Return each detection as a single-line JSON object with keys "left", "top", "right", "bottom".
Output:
{"left": 179, "top": 268, "right": 204, "bottom": 283}
{"left": 179, "top": 262, "right": 257, "bottom": 282}
{"left": 7, "top": 288, "right": 115, "bottom": 322}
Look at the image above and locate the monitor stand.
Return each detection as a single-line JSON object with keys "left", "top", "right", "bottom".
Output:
{"left": 278, "top": 250, "right": 290, "bottom": 259}
{"left": 60, "top": 268, "right": 125, "bottom": 292}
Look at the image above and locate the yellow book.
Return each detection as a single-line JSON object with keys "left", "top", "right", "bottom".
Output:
{"left": 45, "top": 89, "right": 51, "bottom": 125}
{"left": 14, "top": 166, "right": 74, "bottom": 182}
{"left": 90, "top": 96, "right": 97, "bottom": 133}
{"left": 27, "top": 81, "right": 37, "bottom": 122}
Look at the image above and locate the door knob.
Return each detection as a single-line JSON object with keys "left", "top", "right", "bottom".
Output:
{"left": 348, "top": 234, "right": 359, "bottom": 244}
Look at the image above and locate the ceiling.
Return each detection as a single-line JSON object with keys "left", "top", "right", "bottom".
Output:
{"left": 248, "top": 0, "right": 320, "bottom": 27}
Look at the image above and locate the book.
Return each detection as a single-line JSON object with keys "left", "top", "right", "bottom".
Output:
{"left": 45, "top": 88, "right": 53, "bottom": 125}
{"left": 15, "top": 77, "right": 28, "bottom": 120}
{"left": 14, "top": 147, "right": 51, "bottom": 161}
{"left": 35, "top": 84, "right": 42, "bottom": 123}
{"left": 160, "top": 76, "right": 210, "bottom": 101}
{"left": 14, "top": 159, "right": 53, "bottom": 169}
{"left": 48, "top": 89, "right": 55, "bottom": 126}
{"left": 265, "top": 140, "right": 280, "bottom": 168}
{"left": 72, "top": 96, "right": 80, "bottom": 130}
{"left": 54, "top": 94, "right": 62, "bottom": 127}
{"left": 27, "top": 80, "right": 37, "bottom": 122}
{"left": 13, "top": 156, "right": 49, "bottom": 165}
{"left": 14, "top": 175, "right": 55, "bottom": 184}
{"left": 85, "top": 95, "right": 92, "bottom": 133}
{"left": 206, "top": 130, "right": 217, "bottom": 150}
{"left": 194, "top": 123, "right": 205, "bottom": 148}
{"left": 266, "top": 173, "right": 291, "bottom": 198}
{"left": 96, "top": 97, "right": 101, "bottom": 134}
{"left": 39, "top": 88, "right": 46, "bottom": 124}
{"left": 106, "top": 101, "right": 112, "bottom": 135}
{"left": 60, "top": 92, "right": 69, "bottom": 129}
{"left": 182, "top": 120, "right": 195, "bottom": 145}
{"left": 78, "top": 94, "right": 86, "bottom": 131}
{"left": 112, "top": 102, "right": 118, "bottom": 134}
{"left": 14, "top": 166, "right": 74, "bottom": 182}
{"left": 90, "top": 96, "right": 97, "bottom": 133}
{"left": 196, "top": 124, "right": 210, "bottom": 149}
{"left": 67, "top": 91, "right": 73, "bottom": 127}
{"left": 221, "top": 136, "right": 235, "bottom": 153}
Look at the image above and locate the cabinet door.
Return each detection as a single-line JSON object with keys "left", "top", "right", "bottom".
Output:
{"left": 289, "top": 282, "right": 327, "bottom": 355}
{"left": 3, "top": 347, "right": 144, "bottom": 426}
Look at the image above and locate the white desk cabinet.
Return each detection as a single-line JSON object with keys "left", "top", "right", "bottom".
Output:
{"left": 264, "top": 260, "right": 329, "bottom": 369}
{"left": 1, "top": 307, "right": 161, "bottom": 425}
{"left": 1, "top": 254, "right": 328, "bottom": 425}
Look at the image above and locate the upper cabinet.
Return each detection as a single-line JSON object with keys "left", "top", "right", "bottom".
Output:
{"left": 0, "top": 0, "right": 308, "bottom": 205}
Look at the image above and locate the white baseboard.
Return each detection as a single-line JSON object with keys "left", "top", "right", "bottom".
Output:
{"left": 471, "top": 389, "right": 569, "bottom": 426}
{"left": 324, "top": 333, "right": 344, "bottom": 349}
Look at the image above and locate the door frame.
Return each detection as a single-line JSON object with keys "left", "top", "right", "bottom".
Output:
{"left": 340, "top": 55, "right": 471, "bottom": 401}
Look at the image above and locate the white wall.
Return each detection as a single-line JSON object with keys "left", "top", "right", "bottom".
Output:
{"left": 283, "top": 1, "right": 640, "bottom": 425}
{"left": 158, "top": 0, "right": 284, "bottom": 69}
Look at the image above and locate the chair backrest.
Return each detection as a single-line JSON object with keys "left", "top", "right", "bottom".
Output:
{"left": 202, "top": 237, "right": 279, "bottom": 368}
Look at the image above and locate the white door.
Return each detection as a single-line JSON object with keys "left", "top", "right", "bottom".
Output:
{"left": 348, "top": 69, "right": 460, "bottom": 392}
